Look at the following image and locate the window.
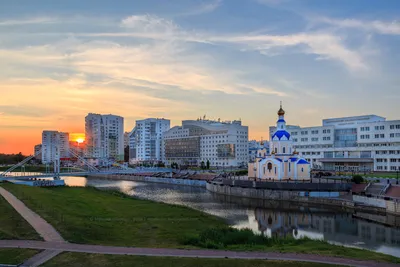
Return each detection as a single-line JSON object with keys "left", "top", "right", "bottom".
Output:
{"left": 301, "top": 138, "right": 308, "bottom": 142}
{"left": 301, "top": 131, "right": 308, "bottom": 135}
{"left": 292, "top": 132, "right": 298, "bottom": 136}
{"left": 375, "top": 126, "right": 379, "bottom": 130}
{"left": 390, "top": 159, "right": 397, "bottom": 162}
{"left": 311, "top": 137, "right": 318, "bottom": 142}
{"left": 390, "top": 125, "right": 395, "bottom": 130}
{"left": 275, "top": 148, "right": 277, "bottom": 153}
{"left": 311, "top": 130, "right": 319, "bottom": 134}
{"left": 390, "top": 133, "right": 395, "bottom": 138}
{"left": 275, "top": 167, "right": 277, "bottom": 174}
{"left": 289, "top": 163, "right": 291, "bottom": 172}
{"left": 301, "top": 168, "right": 304, "bottom": 172}
{"left": 267, "top": 163, "right": 272, "bottom": 172}
{"left": 323, "top": 137, "right": 331, "bottom": 141}
{"left": 283, "top": 147, "right": 286, "bottom": 153}
{"left": 375, "top": 134, "right": 379, "bottom": 138}
{"left": 380, "top": 134, "right": 385, "bottom": 138}
{"left": 397, "top": 125, "right": 400, "bottom": 129}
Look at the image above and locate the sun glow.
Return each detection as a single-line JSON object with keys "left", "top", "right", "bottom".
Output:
{"left": 70, "top": 133, "right": 85, "bottom": 144}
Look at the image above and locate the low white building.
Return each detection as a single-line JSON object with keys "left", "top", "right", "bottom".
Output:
{"left": 269, "top": 115, "right": 400, "bottom": 172}
{"left": 41, "top": 131, "right": 69, "bottom": 164}
{"left": 163, "top": 118, "right": 248, "bottom": 167}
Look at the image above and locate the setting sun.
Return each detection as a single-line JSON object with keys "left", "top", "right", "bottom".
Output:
{"left": 70, "top": 133, "right": 85, "bottom": 144}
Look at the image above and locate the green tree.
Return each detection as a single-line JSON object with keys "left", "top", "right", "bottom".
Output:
{"left": 206, "top": 160, "right": 210, "bottom": 169}
{"left": 200, "top": 161, "right": 205, "bottom": 170}
{"left": 352, "top": 175, "right": 364, "bottom": 184}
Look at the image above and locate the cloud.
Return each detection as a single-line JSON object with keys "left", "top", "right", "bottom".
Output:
{"left": 0, "top": 17, "right": 56, "bottom": 26}
{"left": 317, "top": 17, "right": 400, "bottom": 35}
{"left": 212, "top": 32, "right": 367, "bottom": 71}
{"left": 178, "top": 0, "right": 222, "bottom": 16}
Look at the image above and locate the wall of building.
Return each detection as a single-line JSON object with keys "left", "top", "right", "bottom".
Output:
{"left": 269, "top": 115, "right": 400, "bottom": 172}
{"left": 163, "top": 119, "right": 248, "bottom": 167}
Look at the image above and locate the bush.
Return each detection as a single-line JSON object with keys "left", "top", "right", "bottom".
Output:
{"left": 182, "top": 227, "right": 305, "bottom": 249}
{"left": 352, "top": 175, "right": 364, "bottom": 184}
{"left": 235, "top": 170, "right": 248, "bottom": 176}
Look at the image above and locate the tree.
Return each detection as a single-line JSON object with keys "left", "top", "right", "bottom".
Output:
{"left": 352, "top": 175, "right": 364, "bottom": 184}
{"left": 206, "top": 160, "right": 210, "bottom": 169}
{"left": 124, "top": 146, "right": 129, "bottom": 162}
{"left": 200, "top": 161, "right": 205, "bottom": 169}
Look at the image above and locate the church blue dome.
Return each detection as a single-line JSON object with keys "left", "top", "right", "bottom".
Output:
{"left": 272, "top": 130, "right": 291, "bottom": 140}
{"left": 297, "top": 159, "right": 310, "bottom": 165}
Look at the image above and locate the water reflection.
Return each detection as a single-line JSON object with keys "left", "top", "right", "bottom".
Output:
{"left": 64, "top": 176, "right": 400, "bottom": 257}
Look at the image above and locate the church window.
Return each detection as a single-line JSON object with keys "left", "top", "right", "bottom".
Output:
{"left": 267, "top": 163, "right": 272, "bottom": 172}
{"left": 301, "top": 168, "right": 304, "bottom": 172}
{"left": 274, "top": 167, "right": 277, "bottom": 174}
{"left": 283, "top": 147, "right": 286, "bottom": 153}
{"left": 281, "top": 125, "right": 283, "bottom": 129}
{"left": 263, "top": 167, "right": 265, "bottom": 174}
{"left": 275, "top": 148, "right": 277, "bottom": 153}
{"left": 289, "top": 163, "right": 291, "bottom": 172}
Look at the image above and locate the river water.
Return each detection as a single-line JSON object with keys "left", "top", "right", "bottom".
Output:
{"left": 62, "top": 176, "right": 400, "bottom": 257}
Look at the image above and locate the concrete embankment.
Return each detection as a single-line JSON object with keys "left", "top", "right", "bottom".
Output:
{"left": 206, "top": 182, "right": 390, "bottom": 215}
{"left": 87, "top": 174, "right": 207, "bottom": 187}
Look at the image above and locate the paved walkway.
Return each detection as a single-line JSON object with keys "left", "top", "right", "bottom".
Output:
{"left": 0, "top": 187, "right": 65, "bottom": 242}
{"left": 1, "top": 240, "right": 398, "bottom": 267}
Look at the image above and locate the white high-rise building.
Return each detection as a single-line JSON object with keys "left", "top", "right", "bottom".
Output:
{"left": 85, "top": 113, "right": 124, "bottom": 161}
{"left": 269, "top": 114, "right": 400, "bottom": 172}
{"left": 128, "top": 127, "right": 137, "bottom": 163}
{"left": 41, "top": 131, "right": 69, "bottom": 164}
{"left": 163, "top": 118, "right": 248, "bottom": 167}
{"left": 135, "top": 118, "right": 170, "bottom": 162}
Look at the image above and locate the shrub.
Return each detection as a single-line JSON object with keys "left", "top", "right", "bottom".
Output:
{"left": 352, "top": 175, "right": 364, "bottom": 184}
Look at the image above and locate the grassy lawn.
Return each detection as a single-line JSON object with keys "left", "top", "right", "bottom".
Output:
{"left": 1, "top": 184, "right": 225, "bottom": 247}
{"left": 0, "top": 249, "right": 39, "bottom": 265}
{"left": 184, "top": 227, "right": 400, "bottom": 264}
{"left": 43, "top": 253, "right": 341, "bottom": 267}
{"left": 0, "top": 193, "right": 41, "bottom": 240}
{"left": 2, "top": 184, "right": 398, "bottom": 264}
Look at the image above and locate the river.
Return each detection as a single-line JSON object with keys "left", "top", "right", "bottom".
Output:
{"left": 62, "top": 176, "right": 400, "bottom": 257}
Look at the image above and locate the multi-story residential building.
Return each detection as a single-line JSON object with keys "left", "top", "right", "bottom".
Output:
{"left": 123, "top": 132, "right": 130, "bottom": 148}
{"left": 135, "top": 118, "right": 170, "bottom": 162}
{"left": 128, "top": 127, "right": 137, "bottom": 163}
{"left": 34, "top": 144, "right": 42, "bottom": 158}
{"left": 163, "top": 118, "right": 248, "bottom": 167}
{"left": 85, "top": 113, "right": 124, "bottom": 162}
{"left": 269, "top": 115, "right": 400, "bottom": 172}
{"left": 41, "top": 131, "right": 69, "bottom": 164}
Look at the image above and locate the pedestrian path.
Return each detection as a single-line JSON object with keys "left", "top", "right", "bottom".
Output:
{"left": 0, "top": 187, "right": 65, "bottom": 242}
{"left": 0, "top": 240, "right": 398, "bottom": 267}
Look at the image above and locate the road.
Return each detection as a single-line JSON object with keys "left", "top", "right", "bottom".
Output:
{"left": 1, "top": 240, "right": 398, "bottom": 267}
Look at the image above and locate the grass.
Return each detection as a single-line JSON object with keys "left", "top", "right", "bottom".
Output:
{"left": 183, "top": 227, "right": 400, "bottom": 264}
{"left": 0, "top": 194, "right": 41, "bottom": 240}
{"left": 0, "top": 249, "right": 39, "bottom": 265}
{"left": 1, "top": 183, "right": 225, "bottom": 247}
{"left": 43, "top": 253, "right": 342, "bottom": 267}
{"left": 2, "top": 184, "right": 398, "bottom": 264}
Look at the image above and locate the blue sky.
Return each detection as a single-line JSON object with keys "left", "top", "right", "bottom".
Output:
{"left": 0, "top": 0, "right": 399, "bottom": 153}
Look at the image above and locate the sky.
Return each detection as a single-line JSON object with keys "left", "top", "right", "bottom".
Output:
{"left": 0, "top": 0, "right": 399, "bottom": 155}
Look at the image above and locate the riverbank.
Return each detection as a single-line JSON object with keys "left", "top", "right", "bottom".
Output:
{"left": 87, "top": 174, "right": 207, "bottom": 187}
{"left": 42, "top": 254, "right": 344, "bottom": 267}
{"left": 206, "top": 182, "right": 400, "bottom": 215}
{"left": 1, "top": 183, "right": 399, "bottom": 264}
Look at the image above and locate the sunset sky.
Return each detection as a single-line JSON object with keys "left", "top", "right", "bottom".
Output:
{"left": 1, "top": 0, "right": 400, "bottom": 155}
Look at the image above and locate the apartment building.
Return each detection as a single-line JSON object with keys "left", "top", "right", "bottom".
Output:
{"left": 41, "top": 131, "right": 69, "bottom": 164}
{"left": 135, "top": 118, "right": 170, "bottom": 162}
{"left": 85, "top": 113, "right": 124, "bottom": 161}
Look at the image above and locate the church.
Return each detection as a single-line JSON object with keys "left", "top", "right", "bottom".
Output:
{"left": 248, "top": 105, "right": 311, "bottom": 181}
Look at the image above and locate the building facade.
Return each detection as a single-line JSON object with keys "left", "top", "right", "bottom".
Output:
{"left": 135, "top": 118, "right": 170, "bottom": 162}
{"left": 163, "top": 118, "right": 248, "bottom": 167}
{"left": 128, "top": 127, "right": 137, "bottom": 163}
{"left": 34, "top": 144, "right": 42, "bottom": 159}
{"left": 41, "top": 131, "right": 69, "bottom": 164}
{"left": 249, "top": 105, "right": 311, "bottom": 180}
{"left": 248, "top": 140, "right": 269, "bottom": 162}
{"left": 85, "top": 113, "right": 124, "bottom": 162}
{"left": 269, "top": 115, "right": 400, "bottom": 172}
